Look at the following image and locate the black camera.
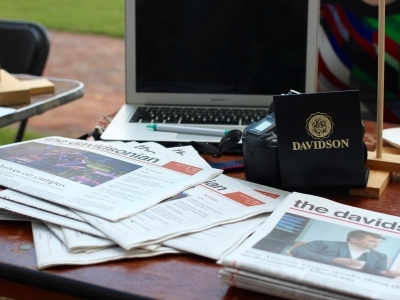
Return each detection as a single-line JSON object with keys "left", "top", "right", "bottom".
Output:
{"left": 241, "top": 116, "right": 367, "bottom": 190}
{"left": 242, "top": 113, "right": 281, "bottom": 188}
{"left": 241, "top": 115, "right": 368, "bottom": 189}
{"left": 212, "top": 112, "right": 281, "bottom": 188}
{"left": 215, "top": 90, "right": 368, "bottom": 190}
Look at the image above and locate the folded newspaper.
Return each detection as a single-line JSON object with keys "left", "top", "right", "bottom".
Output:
{"left": 162, "top": 179, "right": 290, "bottom": 259}
{"left": 0, "top": 140, "right": 291, "bottom": 269}
{"left": 34, "top": 178, "right": 289, "bottom": 260}
{"left": 218, "top": 192, "right": 400, "bottom": 300}
{"left": 32, "top": 221, "right": 180, "bottom": 269}
{"left": 76, "top": 174, "right": 281, "bottom": 250}
{"left": 0, "top": 137, "right": 222, "bottom": 221}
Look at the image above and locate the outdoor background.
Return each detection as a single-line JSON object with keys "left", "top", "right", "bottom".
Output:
{"left": 0, "top": 0, "right": 126, "bottom": 144}
{"left": 1, "top": 2, "right": 124, "bottom": 297}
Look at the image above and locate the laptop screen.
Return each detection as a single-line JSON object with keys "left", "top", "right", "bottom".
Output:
{"left": 125, "top": 0, "right": 319, "bottom": 107}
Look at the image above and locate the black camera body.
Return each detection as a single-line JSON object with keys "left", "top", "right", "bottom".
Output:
{"left": 241, "top": 112, "right": 367, "bottom": 190}
{"left": 216, "top": 90, "right": 368, "bottom": 190}
{"left": 242, "top": 114, "right": 281, "bottom": 188}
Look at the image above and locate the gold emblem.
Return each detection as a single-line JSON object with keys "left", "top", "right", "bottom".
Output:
{"left": 306, "top": 113, "right": 333, "bottom": 140}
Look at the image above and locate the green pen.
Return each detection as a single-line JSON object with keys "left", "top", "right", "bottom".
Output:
{"left": 146, "top": 124, "right": 229, "bottom": 137}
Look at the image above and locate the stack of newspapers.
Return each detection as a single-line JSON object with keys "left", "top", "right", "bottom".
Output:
{"left": 0, "top": 136, "right": 289, "bottom": 269}
{"left": 218, "top": 192, "right": 400, "bottom": 299}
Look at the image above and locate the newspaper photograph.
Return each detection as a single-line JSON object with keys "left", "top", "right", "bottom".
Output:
{"left": 0, "top": 137, "right": 222, "bottom": 221}
{"left": 218, "top": 192, "right": 400, "bottom": 300}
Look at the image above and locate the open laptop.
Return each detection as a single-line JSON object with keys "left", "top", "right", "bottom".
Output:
{"left": 101, "top": 0, "right": 320, "bottom": 143}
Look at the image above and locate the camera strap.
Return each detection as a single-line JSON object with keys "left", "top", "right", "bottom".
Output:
{"left": 208, "top": 158, "right": 244, "bottom": 170}
{"left": 213, "top": 129, "right": 243, "bottom": 158}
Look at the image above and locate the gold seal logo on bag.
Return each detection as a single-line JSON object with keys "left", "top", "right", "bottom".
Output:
{"left": 291, "top": 112, "right": 349, "bottom": 150}
{"left": 306, "top": 112, "right": 333, "bottom": 140}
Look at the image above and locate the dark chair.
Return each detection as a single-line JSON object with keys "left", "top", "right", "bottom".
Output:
{"left": 0, "top": 19, "right": 51, "bottom": 142}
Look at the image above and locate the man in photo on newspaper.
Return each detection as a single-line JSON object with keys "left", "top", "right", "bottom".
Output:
{"left": 291, "top": 230, "right": 400, "bottom": 278}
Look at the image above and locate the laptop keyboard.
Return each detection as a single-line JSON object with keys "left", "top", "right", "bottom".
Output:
{"left": 129, "top": 106, "right": 269, "bottom": 125}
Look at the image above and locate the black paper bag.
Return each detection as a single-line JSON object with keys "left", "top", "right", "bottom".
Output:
{"left": 273, "top": 90, "right": 367, "bottom": 190}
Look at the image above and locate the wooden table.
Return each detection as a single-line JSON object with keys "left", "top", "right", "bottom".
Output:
{"left": 0, "top": 120, "right": 399, "bottom": 300}
{"left": 0, "top": 75, "right": 84, "bottom": 142}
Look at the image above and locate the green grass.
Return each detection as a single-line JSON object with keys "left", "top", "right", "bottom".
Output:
{"left": 0, "top": 0, "right": 125, "bottom": 37}
{"left": 0, "top": 125, "right": 46, "bottom": 145}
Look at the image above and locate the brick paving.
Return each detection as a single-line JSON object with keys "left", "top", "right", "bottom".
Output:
{"left": 27, "top": 30, "right": 125, "bottom": 138}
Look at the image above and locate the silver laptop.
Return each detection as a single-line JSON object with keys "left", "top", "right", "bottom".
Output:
{"left": 101, "top": 0, "right": 320, "bottom": 143}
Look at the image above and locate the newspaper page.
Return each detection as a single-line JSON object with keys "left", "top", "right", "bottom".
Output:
{"left": 0, "top": 190, "right": 38, "bottom": 221}
{"left": 0, "top": 196, "right": 106, "bottom": 238}
{"left": 168, "top": 145, "right": 211, "bottom": 166}
{"left": 29, "top": 143, "right": 289, "bottom": 260}
{"left": 44, "top": 222, "right": 115, "bottom": 254}
{"left": 0, "top": 137, "right": 222, "bottom": 221}
{"left": 61, "top": 226, "right": 116, "bottom": 253}
{"left": 0, "top": 187, "right": 38, "bottom": 221}
{"left": 76, "top": 174, "right": 281, "bottom": 250}
{"left": 44, "top": 222, "right": 67, "bottom": 243}
{"left": 162, "top": 179, "right": 290, "bottom": 259}
{"left": 219, "top": 267, "right": 359, "bottom": 300}
{"left": 131, "top": 142, "right": 202, "bottom": 161}
{"left": 0, "top": 209, "right": 37, "bottom": 221}
{"left": 218, "top": 192, "right": 400, "bottom": 300}
{"left": 0, "top": 189, "right": 85, "bottom": 221}
{"left": 48, "top": 178, "right": 289, "bottom": 258}
{"left": 44, "top": 222, "right": 116, "bottom": 253}
{"left": 163, "top": 214, "right": 267, "bottom": 260}
{"left": 32, "top": 221, "right": 181, "bottom": 269}
{"left": 0, "top": 142, "right": 205, "bottom": 226}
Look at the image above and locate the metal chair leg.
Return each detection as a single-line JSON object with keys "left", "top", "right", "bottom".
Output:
{"left": 15, "top": 119, "right": 28, "bottom": 143}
